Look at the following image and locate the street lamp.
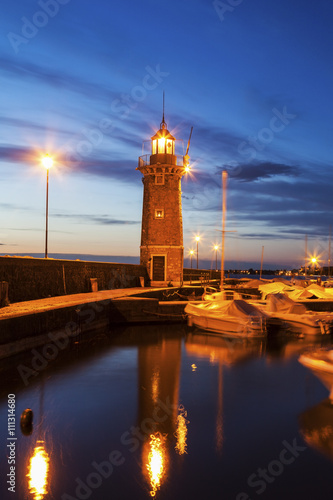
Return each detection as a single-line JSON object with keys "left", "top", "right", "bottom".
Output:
{"left": 42, "top": 155, "right": 53, "bottom": 258}
{"left": 214, "top": 245, "right": 219, "bottom": 271}
{"left": 195, "top": 236, "right": 200, "bottom": 269}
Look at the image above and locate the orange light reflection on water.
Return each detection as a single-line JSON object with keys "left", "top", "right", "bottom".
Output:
{"left": 175, "top": 405, "right": 189, "bottom": 455}
{"left": 27, "top": 442, "right": 49, "bottom": 500}
{"left": 146, "top": 433, "right": 167, "bottom": 497}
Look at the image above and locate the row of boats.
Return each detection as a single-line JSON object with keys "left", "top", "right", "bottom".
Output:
{"left": 185, "top": 283, "right": 333, "bottom": 407}
{"left": 184, "top": 287, "right": 333, "bottom": 338}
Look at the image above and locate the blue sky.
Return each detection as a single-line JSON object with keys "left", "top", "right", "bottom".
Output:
{"left": 0, "top": 0, "right": 332, "bottom": 269}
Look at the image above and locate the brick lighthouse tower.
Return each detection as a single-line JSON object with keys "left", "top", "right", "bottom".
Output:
{"left": 137, "top": 106, "right": 191, "bottom": 286}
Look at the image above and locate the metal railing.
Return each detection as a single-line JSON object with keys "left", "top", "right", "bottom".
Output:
{"left": 138, "top": 154, "right": 184, "bottom": 168}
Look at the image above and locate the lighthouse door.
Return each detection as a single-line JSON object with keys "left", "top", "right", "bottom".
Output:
{"left": 152, "top": 255, "right": 165, "bottom": 282}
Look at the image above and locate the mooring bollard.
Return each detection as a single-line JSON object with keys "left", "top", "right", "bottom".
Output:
{"left": 0, "top": 281, "right": 9, "bottom": 307}
{"left": 90, "top": 278, "right": 98, "bottom": 292}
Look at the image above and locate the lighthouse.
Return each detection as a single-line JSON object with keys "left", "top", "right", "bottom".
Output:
{"left": 137, "top": 107, "right": 191, "bottom": 286}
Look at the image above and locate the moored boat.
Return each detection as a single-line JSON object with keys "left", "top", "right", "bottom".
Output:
{"left": 185, "top": 299, "right": 268, "bottom": 338}
{"left": 261, "top": 293, "right": 333, "bottom": 335}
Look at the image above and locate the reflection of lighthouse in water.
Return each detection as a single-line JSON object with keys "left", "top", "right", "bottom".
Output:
{"left": 138, "top": 336, "right": 187, "bottom": 496}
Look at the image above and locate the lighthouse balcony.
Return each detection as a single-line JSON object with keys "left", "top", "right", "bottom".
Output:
{"left": 138, "top": 154, "right": 184, "bottom": 168}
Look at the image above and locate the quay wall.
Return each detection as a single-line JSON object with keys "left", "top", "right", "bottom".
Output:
{"left": 0, "top": 256, "right": 149, "bottom": 303}
{"left": 0, "top": 297, "right": 187, "bottom": 360}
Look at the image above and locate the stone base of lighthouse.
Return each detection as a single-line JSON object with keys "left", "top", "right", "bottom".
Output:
{"left": 140, "top": 245, "right": 184, "bottom": 286}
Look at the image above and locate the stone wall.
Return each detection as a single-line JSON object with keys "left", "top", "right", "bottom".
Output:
{"left": 183, "top": 268, "right": 219, "bottom": 281}
{"left": 0, "top": 256, "right": 149, "bottom": 303}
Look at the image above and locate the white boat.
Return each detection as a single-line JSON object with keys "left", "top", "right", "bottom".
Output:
{"left": 299, "top": 350, "right": 333, "bottom": 400}
{"left": 203, "top": 288, "right": 243, "bottom": 301}
{"left": 261, "top": 293, "right": 333, "bottom": 335}
{"left": 185, "top": 299, "right": 268, "bottom": 338}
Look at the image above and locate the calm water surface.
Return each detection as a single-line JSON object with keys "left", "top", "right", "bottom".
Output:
{"left": 1, "top": 324, "right": 333, "bottom": 500}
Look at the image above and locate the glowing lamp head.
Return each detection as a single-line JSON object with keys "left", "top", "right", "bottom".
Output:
{"left": 214, "top": 245, "right": 219, "bottom": 251}
{"left": 195, "top": 236, "right": 200, "bottom": 242}
{"left": 42, "top": 155, "right": 53, "bottom": 170}
{"left": 151, "top": 127, "right": 175, "bottom": 155}
{"left": 311, "top": 257, "right": 317, "bottom": 264}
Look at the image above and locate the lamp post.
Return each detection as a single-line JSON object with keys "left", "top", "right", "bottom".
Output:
{"left": 195, "top": 236, "right": 200, "bottom": 270}
{"left": 190, "top": 250, "right": 194, "bottom": 269}
{"left": 42, "top": 155, "right": 53, "bottom": 259}
{"left": 214, "top": 245, "right": 219, "bottom": 271}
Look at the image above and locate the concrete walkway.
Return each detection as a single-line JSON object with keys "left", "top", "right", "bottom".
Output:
{"left": 0, "top": 287, "right": 159, "bottom": 321}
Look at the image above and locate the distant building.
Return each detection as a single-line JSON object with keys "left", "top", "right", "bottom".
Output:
{"left": 137, "top": 110, "right": 190, "bottom": 286}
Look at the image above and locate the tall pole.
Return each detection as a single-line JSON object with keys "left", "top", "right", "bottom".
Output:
{"left": 221, "top": 170, "right": 227, "bottom": 290}
{"left": 42, "top": 155, "right": 53, "bottom": 259}
{"left": 215, "top": 247, "right": 218, "bottom": 271}
{"left": 45, "top": 167, "right": 49, "bottom": 259}
{"left": 328, "top": 226, "right": 331, "bottom": 278}
{"left": 305, "top": 234, "right": 307, "bottom": 276}
{"left": 260, "top": 246, "right": 264, "bottom": 280}
{"left": 195, "top": 237, "right": 200, "bottom": 269}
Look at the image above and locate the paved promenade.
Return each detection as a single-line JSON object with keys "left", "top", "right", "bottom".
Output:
{"left": 0, "top": 287, "right": 158, "bottom": 321}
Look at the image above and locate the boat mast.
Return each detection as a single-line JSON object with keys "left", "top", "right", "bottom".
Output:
{"left": 328, "top": 226, "right": 331, "bottom": 278}
{"left": 305, "top": 234, "right": 308, "bottom": 276}
{"left": 260, "top": 246, "right": 264, "bottom": 280}
{"left": 221, "top": 170, "right": 227, "bottom": 290}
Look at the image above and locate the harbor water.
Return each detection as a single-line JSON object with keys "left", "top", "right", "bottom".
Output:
{"left": 1, "top": 323, "right": 333, "bottom": 500}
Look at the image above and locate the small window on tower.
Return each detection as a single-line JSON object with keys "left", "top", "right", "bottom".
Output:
{"left": 155, "top": 209, "right": 164, "bottom": 219}
{"left": 155, "top": 173, "right": 164, "bottom": 185}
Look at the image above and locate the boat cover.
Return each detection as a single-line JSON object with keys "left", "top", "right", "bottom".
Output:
{"left": 237, "top": 279, "right": 270, "bottom": 288}
{"left": 272, "top": 277, "right": 294, "bottom": 285}
{"left": 259, "top": 282, "right": 292, "bottom": 299}
{"left": 287, "top": 287, "right": 312, "bottom": 300}
{"left": 266, "top": 293, "right": 307, "bottom": 315}
{"left": 305, "top": 284, "right": 332, "bottom": 299}
{"left": 187, "top": 299, "right": 267, "bottom": 320}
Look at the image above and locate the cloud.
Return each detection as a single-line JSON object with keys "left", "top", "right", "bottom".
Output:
{"left": 0, "top": 116, "right": 76, "bottom": 138}
{"left": 170, "top": 118, "right": 245, "bottom": 159}
{"left": 182, "top": 161, "right": 301, "bottom": 214}
{"left": 0, "top": 56, "right": 117, "bottom": 103}
{"left": 0, "top": 145, "right": 35, "bottom": 163}
{"left": 224, "top": 161, "right": 300, "bottom": 182}
{"left": 0, "top": 144, "right": 140, "bottom": 185}
{"left": 239, "top": 230, "right": 317, "bottom": 241}
{"left": 51, "top": 213, "right": 140, "bottom": 225}
{"left": 66, "top": 157, "right": 139, "bottom": 184}
{"left": 182, "top": 157, "right": 333, "bottom": 242}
